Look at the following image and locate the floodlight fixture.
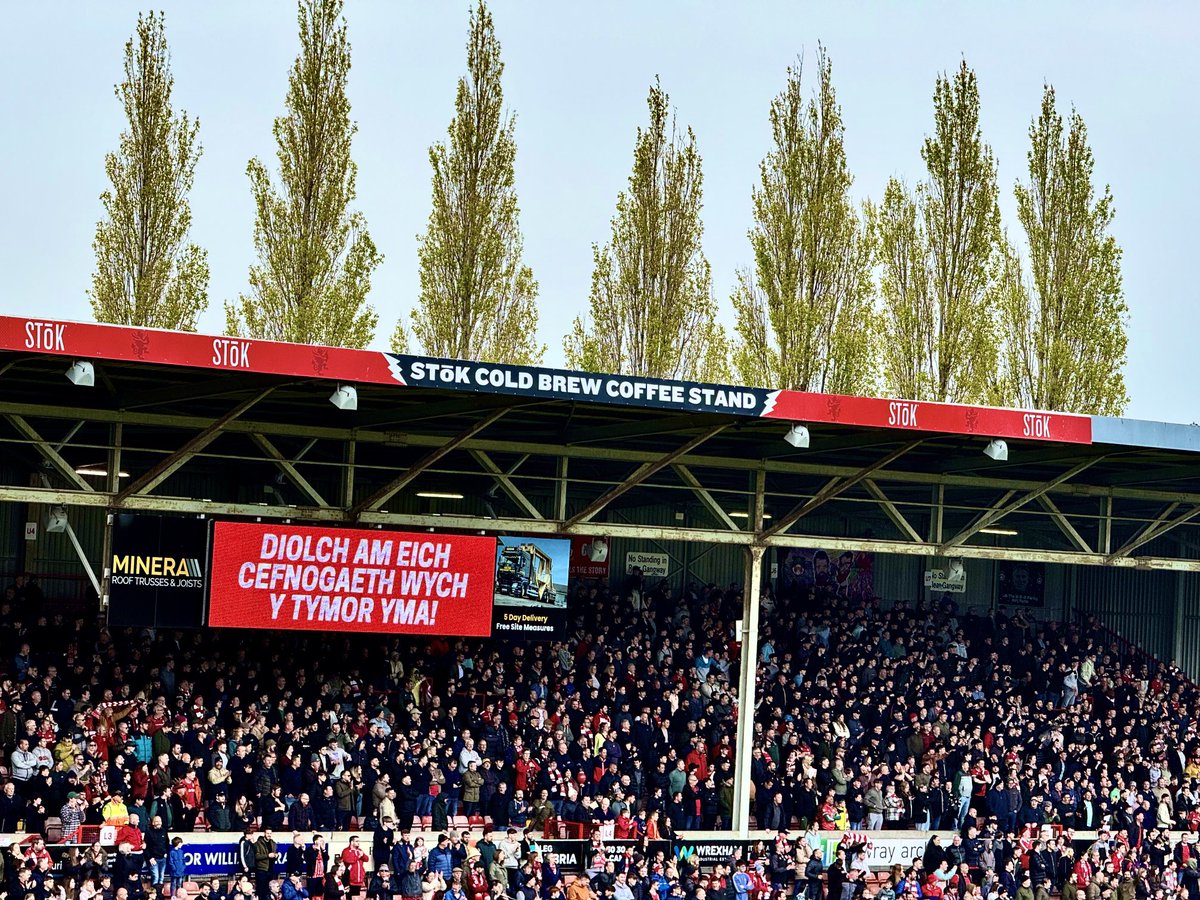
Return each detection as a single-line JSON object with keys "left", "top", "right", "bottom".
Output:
{"left": 784, "top": 424, "right": 810, "bottom": 449}
{"left": 329, "top": 384, "right": 358, "bottom": 410}
{"left": 65, "top": 360, "right": 95, "bottom": 387}
{"left": 983, "top": 439, "right": 1008, "bottom": 461}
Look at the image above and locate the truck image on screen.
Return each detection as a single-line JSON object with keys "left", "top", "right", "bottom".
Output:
{"left": 497, "top": 543, "right": 554, "bottom": 603}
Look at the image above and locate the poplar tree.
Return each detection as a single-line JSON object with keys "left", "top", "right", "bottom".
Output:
{"left": 565, "top": 80, "right": 727, "bottom": 382}
{"left": 395, "top": 1, "right": 542, "bottom": 364}
{"left": 226, "top": 0, "right": 381, "bottom": 348}
{"left": 994, "top": 86, "right": 1128, "bottom": 414}
{"left": 731, "top": 49, "right": 876, "bottom": 393}
{"left": 874, "top": 61, "right": 1000, "bottom": 403}
{"left": 89, "top": 12, "right": 208, "bottom": 331}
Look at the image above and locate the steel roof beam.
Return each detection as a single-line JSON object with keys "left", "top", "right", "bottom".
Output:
{"left": 1108, "top": 503, "right": 1200, "bottom": 561}
{"left": 470, "top": 449, "right": 543, "bottom": 520}
{"left": 762, "top": 440, "right": 924, "bottom": 540}
{"left": 350, "top": 394, "right": 522, "bottom": 429}
{"left": 563, "top": 425, "right": 729, "bottom": 528}
{"left": 121, "top": 378, "right": 275, "bottom": 410}
{"left": 0, "top": 479, "right": 1198, "bottom": 570}
{"left": 4, "top": 413, "right": 95, "bottom": 492}
{"left": 113, "top": 387, "right": 275, "bottom": 505}
{"left": 1036, "top": 494, "right": 1094, "bottom": 554}
{"left": 348, "top": 407, "right": 510, "bottom": 518}
{"left": 672, "top": 463, "right": 741, "bottom": 531}
{"left": 940, "top": 456, "right": 1107, "bottom": 552}
{"left": 863, "top": 479, "right": 924, "bottom": 543}
{"left": 250, "top": 432, "right": 328, "bottom": 508}
{"left": 566, "top": 413, "right": 731, "bottom": 445}
{"left": 5, "top": 398, "right": 1200, "bottom": 505}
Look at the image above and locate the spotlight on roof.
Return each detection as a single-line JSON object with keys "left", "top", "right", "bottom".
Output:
{"left": 46, "top": 506, "right": 69, "bottom": 534}
{"left": 65, "top": 360, "right": 95, "bottom": 387}
{"left": 983, "top": 439, "right": 1008, "bottom": 461}
{"left": 329, "top": 384, "right": 358, "bottom": 411}
{"left": 783, "top": 424, "right": 810, "bottom": 449}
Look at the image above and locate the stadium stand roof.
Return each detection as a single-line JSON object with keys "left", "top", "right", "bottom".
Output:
{"left": 2, "top": 314, "right": 1199, "bottom": 571}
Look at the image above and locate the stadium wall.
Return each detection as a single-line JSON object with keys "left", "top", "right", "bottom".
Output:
{"left": 1071, "top": 566, "right": 1177, "bottom": 663}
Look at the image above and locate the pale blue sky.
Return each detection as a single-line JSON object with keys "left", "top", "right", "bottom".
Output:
{"left": 1, "top": 2, "right": 1196, "bottom": 422}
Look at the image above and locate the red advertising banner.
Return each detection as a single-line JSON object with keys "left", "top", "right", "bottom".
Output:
{"left": 762, "top": 392, "right": 1093, "bottom": 445}
{"left": 207, "top": 522, "right": 497, "bottom": 636}
{"left": 569, "top": 536, "right": 611, "bottom": 580}
{"left": 0, "top": 316, "right": 1093, "bottom": 445}
{"left": 0, "top": 316, "right": 405, "bottom": 387}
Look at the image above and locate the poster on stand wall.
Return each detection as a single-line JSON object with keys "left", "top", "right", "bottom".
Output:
{"left": 997, "top": 560, "right": 1046, "bottom": 607}
{"left": 626, "top": 550, "right": 670, "bottom": 580}
{"left": 492, "top": 535, "right": 570, "bottom": 638}
{"left": 206, "top": 521, "right": 497, "bottom": 635}
{"left": 776, "top": 547, "right": 875, "bottom": 600}
{"left": 569, "top": 536, "right": 610, "bottom": 580}
{"left": 107, "top": 514, "right": 208, "bottom": 628}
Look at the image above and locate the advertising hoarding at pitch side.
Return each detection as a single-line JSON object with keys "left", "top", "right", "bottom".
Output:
{"left": 206, "top": 521, "right": 496, "bottom": 636}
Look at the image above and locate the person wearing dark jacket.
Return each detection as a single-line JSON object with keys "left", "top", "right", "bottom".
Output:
{"left": 286, "top": 833, "right": 308, "bottom": 877}
{"left": 113, "top": 846, "right": 139, "bottom": 888}
{"left": 367, "top": 866, "right": 398, "bottom": 900}
{"left": 306, "top": 835, "right": 332, "bottom": 899}
{"left": 283, "top": 872, "right": 311, "bottom": 900}
{"left": 805, "top": 854, "right": 825, "bottom": 900}
{"left": 238, "top": 829, "right": 257, "bottom": 878}
{"left": 826, "top": 856, "right": 847, "bottom": 900}
{"left": 391, "top": 834, "right": 415, "bottom": 877}
{"left": 373, "top": 820, "right": 396, "bottom": 870}
{"left": 209, "top": 795, "right": 234, "bottom": 832}
{"left": 1028, "top": 843, "right": 1051, "bottom": 889}
{"left": 145, "top": 817, "right": 170, "bottom": 889}
{"left": 314, "top": 786, "right": 339, "bottom": 831}
{"left": 490, "top": 783, "right": 512, "bottom": 829}
{"left": 255, "top": 829, "right": 280, "bottom": 900}
{"left": 290, "top": 794, "right": 316, "bottom": 832}
{"left": 398, "top": 860, "right": 422, "bottom": 900}
{"left": 924, "top": 835, "right": 945, "bottom": 875}
{"left": 395, "top": 778, "right": 419, "bottom": 831}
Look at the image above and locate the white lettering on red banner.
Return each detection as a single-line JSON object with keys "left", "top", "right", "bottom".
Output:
{"left": 207, "top": 522, "right": 496, "bottom": 636}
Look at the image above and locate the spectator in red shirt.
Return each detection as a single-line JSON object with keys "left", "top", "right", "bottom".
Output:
{"left": 686, "top": 739, "right": 710, "bottom": 781}
{"left": 341, "top": 835, "right": 369, "bottom": 898}
{"left": 515, "top": 749, "right": 540, "bottom": 793}
{"left": 175, "top": 769, "right": 203, "bottom": 831}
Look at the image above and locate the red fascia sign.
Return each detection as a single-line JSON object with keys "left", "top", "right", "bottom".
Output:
{"left": 207, "top": 521, "right": 496, "bottom": 637}
{"left": 763, "top": 391, "right": 1092, "bottom": 444}
{"left": 0, "top": 316, "right": 405, "bottom": 387}
{"left": 0, "top": 316, "right": 1093, "bottom": 445}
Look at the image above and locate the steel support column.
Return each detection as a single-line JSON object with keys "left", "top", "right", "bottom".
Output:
{"left": 731, "top": 543, "right": 764, "bottom": 836}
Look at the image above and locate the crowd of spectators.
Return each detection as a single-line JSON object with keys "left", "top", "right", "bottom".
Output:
{"left": 2, "top": 568, "right": 1200, "bottom": 900}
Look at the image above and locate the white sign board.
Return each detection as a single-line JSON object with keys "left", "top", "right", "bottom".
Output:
{"left": 24, "top": 521, "right": 37, "bottom": 541}
{"left": 925, "top": 568, "right": 966, "bottom": 593}
{"left": 626, "top": 550, "right": 669, "bottom": 579}
{"left": 819, "top": 834, "right": 936, "bottom": 869}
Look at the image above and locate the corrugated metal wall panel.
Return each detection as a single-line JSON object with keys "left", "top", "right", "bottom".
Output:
{"left": 1177, "top": 574, "right": 1200, "bottom": 678}
{"left": 22, "top": 504, "right": 106, "bottom": 602}
{"left": 873, "top": 554, "right": 921, "bottom": 604}
{"left": 1072, "top": 566, "right": 1176, "bottom": 661}
{"left": 0, "top": 494, "right": 24, "bottom": 578}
